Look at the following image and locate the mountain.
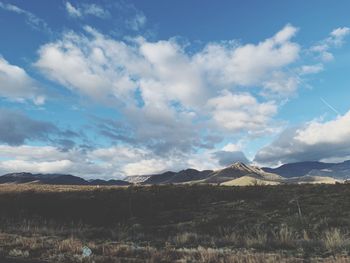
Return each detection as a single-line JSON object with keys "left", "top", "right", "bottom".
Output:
{"left": 262, "top": 161, "right": 335, "bottom": 178}
{"left": 205, "top": 162, "right": 281, "bottom": 184}
{"left": 143, "top": 171, "right": 177, "bottom": 184}
{"left": 169, "top": 169, "right": 213, "bottom": 183}
{"left": 2, "top": 159, "right": 349, "bottom": 186}
{"left": 306, "top": 160, "right": 350, "bottom": 180}
{"left": 142, "top": 169, "right": 213, "bottom": 185}
{"left": 221, "top": 176, "right": 281, "bottom": 186}
{"left": 0, "top": 173, "right": 87, "bottom": 185}
{"left": 0, "top": 173, "right": 130, "bottom": 186}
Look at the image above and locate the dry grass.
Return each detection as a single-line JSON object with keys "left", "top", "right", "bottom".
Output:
{"left": 1, "top": 184, "right": 350, "bottom": 262}
{"left": 1, "top": 230, "right": 350, "bottom": 262}
{"left": 243, "top": 229, "right": 268, "bottom": 248}
{"left": 323, "top": 228, "right": 349, "bottom": 252}
{"left": 0, "top": 183, "right": 127, "bottom": 193}
{"left": 173, "top": 232, "right": 199, "bottom": 246}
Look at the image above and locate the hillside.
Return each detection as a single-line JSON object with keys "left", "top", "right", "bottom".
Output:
{"left": 142, "top": 169, "right": 213, "bottom": 184}
{"left": 285, "top": 175, "right": 340, "bottom": 184}
{"left": 205, "top": 162, "right": 282, "bottom": 183}
{"left": 262, "top": 161, "right": 335, "bottom": 178}
{"left": 306, "top": 160, "right": 350, "bottom": 179}
{"left": 220, "top": 175, "right": 281, "bottom": 186}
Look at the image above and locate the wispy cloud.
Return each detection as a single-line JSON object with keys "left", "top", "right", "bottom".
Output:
{"left": 65, "top": 1, "right": 110, "bottom": 19}
{"left": 310, "top": 26, "right": 350, "bottom": 62}
{"left": 65, "top": 2, "right": 81, "bottom": 17}
{"left": 126, "top": 12, "right": 146, "bottom": 31}
{"left": 0, "top": 1, "right": 50, "bottom": 32}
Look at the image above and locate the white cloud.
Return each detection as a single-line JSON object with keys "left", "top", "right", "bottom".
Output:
{"left": 0, "top": 159, "right": 73, "bottom": 174}
{"left": 36, "top": 24, "right": 301, "bottom": 106}
{"left": 262, "top": 71, "right": 299, "bottom": 96}
{"left": 35, "top": 25, "right": 305, "bottom": 156}
{"left": 207, "top": 91, "right": 277, "bottom": 132}
{"left": 126, "top": 12, "right": 146, "bottom": 30}
{"left": 65, "top": 2, "right": 81, "bottom": 17}
{"left": 65, "top": 2, "right": 109, "bottom": 19}
{"left": 330, "top": 27, "right": 350, "bottom": 46}
{"left": 299, "top": 64, "right": 324, "bottom": 75}
{"left": 295, "top": 112, "right": 350, "bottom": 145}
{"left": 0, "top": 145, "right": 87, "bottom": 176}
{"left": 0, "top": 145, "right": 115, "bottom": 178}
{"left": 0, "top": 145, "right": 71, "bottom": 161}
{"left": 0, "top": 57, "right": 45, "bottom": 104}
{"left": 83, "top": 4, "right": 109, "bottom": 18}
{"left": 0, "top": 144, "right": 225, "bottom": 178}
{"left": 193, "top": 24, "right": 300, "bottom": 96}
{"left": 310, "top": 26, "right": 350, "bottom": 62}
{"left": 35, "top": 28, "right": 140, "bottom": 103}
{"left": 254, "top": 110, "right": 350, "bottom": 165}
{"left": 0, "top": 2, "right": 49, "bottom": 32}
{"left": 122, "top": 159, "right": 170, "bottom": 176}
{"left": 222, "top": 143, "right": 241, "bottom": 152}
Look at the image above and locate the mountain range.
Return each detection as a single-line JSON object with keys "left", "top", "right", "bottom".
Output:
{"left": 0, "top": 160, "right": 349, "bottom": 186}
{"left": 0, "top": 172, "right": 131, "bottom": 186}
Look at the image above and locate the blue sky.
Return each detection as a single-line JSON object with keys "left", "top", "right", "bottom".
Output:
{"left": 0, "top": 0, "right": 350, "bottom": 178}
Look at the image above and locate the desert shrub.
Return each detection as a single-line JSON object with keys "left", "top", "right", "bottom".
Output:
{"left": 322, "top": 228, "right": 348, "bottom": 253}
{"left": 243, "top": 229, "right": 268, "bottom": 249}
{"left": 272, "top": 224, "right": 297, "bottom": 249}
{"left": 57, "top": 237, "right": 83, "bottom": 254}
{"left": 173, "top": 232, "right": 199, "bottom": 246}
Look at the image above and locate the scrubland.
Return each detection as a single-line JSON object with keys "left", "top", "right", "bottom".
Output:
{"left": 0, "top": 184, "right": 350, "bottom": 262}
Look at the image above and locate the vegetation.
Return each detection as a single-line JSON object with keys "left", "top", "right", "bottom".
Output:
{"left": 0, "top": 183, "right": 350, "bottom": 262}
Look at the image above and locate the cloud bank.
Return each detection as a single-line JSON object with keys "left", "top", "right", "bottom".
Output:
{"left": 255, "top": 111, "right": 350, "bottom": 165}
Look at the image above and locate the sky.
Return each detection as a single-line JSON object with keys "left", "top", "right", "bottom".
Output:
{"left": 0, "top": 0, "right": 350, "bottom": 179}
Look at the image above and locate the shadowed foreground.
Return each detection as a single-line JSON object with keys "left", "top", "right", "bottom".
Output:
{"left": 0, "top": 184, "right": 350, "bottom": 262}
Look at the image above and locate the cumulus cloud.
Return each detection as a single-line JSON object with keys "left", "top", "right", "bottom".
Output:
{"left": 0, "top": 143, "right": 226, "bottom": 178}
{"left": 35, "top": 27, "right": 140, "bottom": 103}
{"left": 35, "top": 25, "right": 302, "bottom": 155}
{"left": 0, "top": 145, "right": 103, "bottom": 177}
{"left": 254, "top": 110, "right": 350, "bottom": 166}
{"left": 193, "top": 24, "right": 300, "bottom": 96}
{"left": 65, "top": 2, "right": 109, "bottom": 18}
{"left": 36, "top": 24, "right": 300, "bottom": 105}
{"left": 0, "top": 57, "right": 45, "bottom": 104}
{"left": 207, "top": 91, "right": 277, "bottom": 133}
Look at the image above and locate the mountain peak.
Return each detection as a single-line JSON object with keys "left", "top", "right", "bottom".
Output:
{"left": 229, "top": 162, "right": 249, "bottom": 170}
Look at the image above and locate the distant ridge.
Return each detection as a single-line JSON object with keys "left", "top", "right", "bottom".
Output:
{"left": 1, "top": 159, "right": 349, "bottom": 186}
{"left": 306, "top": 160, "right": 350, "bottom": 180}
{"left": 0, "top": 173, "right": 130, "bottom": 186}
{"left": 262, "top": 161, "right": 335, "bottom": 178}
